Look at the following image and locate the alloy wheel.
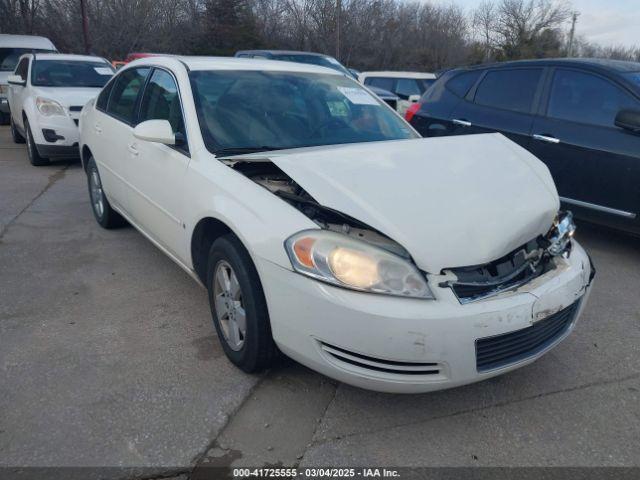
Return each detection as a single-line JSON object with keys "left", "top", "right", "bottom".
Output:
{"left": 89, "top": 168, "right": 105, "bottom": 219}
{"left": 213, "top": 260, "right": 246, "bottom": 351}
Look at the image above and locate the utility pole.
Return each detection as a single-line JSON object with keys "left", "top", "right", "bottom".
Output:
{"left": 80, "top": 0, "right": 91, "bottom": 54}
{"left": 335, "top": 0, "right": 341, "bottom": 61}
{"left": 567, "top": 11, "right": 579, "bottom": 57}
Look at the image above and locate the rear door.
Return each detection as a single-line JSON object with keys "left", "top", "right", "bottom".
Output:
{"left": 98, "top": 67, "right": 150, "bottom": 213}
{"left": 529, "top": 68, "right": 640, "bottom": 221}
{"left": 449, "top": 67, "right": 545, "bottom": 148}
{"left": 410, "top": 69, "right": 482, "bottom": 137}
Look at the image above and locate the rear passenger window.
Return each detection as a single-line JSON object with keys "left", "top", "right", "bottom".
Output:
{"left": 547, "top": 69, "right": 640, "bottom": 127}
{"left": 106, "top": 67, "right": 150, "bottom": 123}
{"left": 446, "top": 70, "right": 481, "bottom": 98}
{"left": 474, "top": 69, "right": 542, "bottom": 113}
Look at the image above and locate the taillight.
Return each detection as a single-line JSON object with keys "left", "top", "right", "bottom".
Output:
{"left": 405, "top": 102, "right": 421, "bottom": 123}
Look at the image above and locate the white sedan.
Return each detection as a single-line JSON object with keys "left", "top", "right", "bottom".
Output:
{"left": 7, "top": 53, "right": 114, "bottom": 165}
{"left": 79, "top": 56, "right": 594, "bottom": 393}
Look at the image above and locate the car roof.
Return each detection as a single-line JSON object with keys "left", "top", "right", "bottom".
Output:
{"left": 360, "top": 71, "right": 436, "bottom": 79}
{"left": 0, "top": 34, "right": 56, "bottom": 50}
{"left": 236, "top": 50, "right": 330, "bottom": 58}
{"left": 464, "top": 57, "right": 640, "bottom": 73}
{"left": 33, "top": 53, "right": 109, "bottom": 63}
{"left": 127, "top": 55, "right": 342, "bottom": 76}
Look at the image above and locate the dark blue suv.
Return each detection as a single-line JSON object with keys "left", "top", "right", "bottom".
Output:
{"left": 409, "top": 58, "right": 640, "bottom": 235}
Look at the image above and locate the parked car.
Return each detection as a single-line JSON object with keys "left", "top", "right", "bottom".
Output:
{"left": 234, "top": 49, "right": 397, "bottom": 107}
{"left": 79, "top": 56, "right": 593, "bottom": 393}
{"left": 235, "top": 50, "right": 357, "bottom": 78}
{"left": 7, "top": 53, "right": 114, "bottom": 165}
{"left": 367, "top": 86, "right": 399, "bottom": 110}
{"left": 358, "top": 71, "right": 437, "bottom": 115}
{"left": 0, "top": 34, "right": 57, "bottom": 125}
{"left": 124, "top": 52, "right": 162, "bottom": 63}
{"left": 408, "top": 58, "right": 640, "bottom": 235}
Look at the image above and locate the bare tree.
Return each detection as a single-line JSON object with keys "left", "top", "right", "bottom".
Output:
{"left": 473, "top": 0, "right": 497, "bottom": 61}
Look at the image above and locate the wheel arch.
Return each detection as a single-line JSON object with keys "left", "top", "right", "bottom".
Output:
{"left": 81, "top": 145, "right": 93, "bottom": 172}
{"left": 191, "top": 216, "right": 238, "bottom": 284}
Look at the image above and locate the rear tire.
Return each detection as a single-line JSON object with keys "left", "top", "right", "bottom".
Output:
{"left": 207, "top": 234, "right": 277, "bottom": 373}
{"left": 86, "top": 157, "right": 127, "bottom": 229}
{"left": 10, "top": 115, "right": 25, "bottom": 143}
{"left": 25, "top": 118, "right": 49, "bottom": 166}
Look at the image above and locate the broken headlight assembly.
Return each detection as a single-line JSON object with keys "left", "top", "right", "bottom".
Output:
{"left": 544, "top": 211, "right": 576, "bottom": 256}
{"left": 285, "top": 230, "right": 434, "bottom": 299}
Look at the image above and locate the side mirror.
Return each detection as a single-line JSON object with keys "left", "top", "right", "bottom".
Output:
{"left": 615, "top": 109, "right": 640, "bottom": 134}
{"left": 7, "top": 75, "right": 26, "bottom": 86}
{"left": 133, "top": 120, "right": 175, "bottom": 145}
{"left": 408, "top": 94, "right": 421, "bottom": 104}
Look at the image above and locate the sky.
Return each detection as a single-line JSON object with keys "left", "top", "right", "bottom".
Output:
{"left": 429, "top": 0, "right": 640, "bottom": 48}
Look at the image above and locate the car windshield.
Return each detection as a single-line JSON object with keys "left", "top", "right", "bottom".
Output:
{"left": 31, "top": 60, "right": 114, "bottom": 87}
{"left": 190, "top": 70, "right": 418, "bottom": 155}
{"left": 0, "top": 48, "right": 53, "bottom": 72}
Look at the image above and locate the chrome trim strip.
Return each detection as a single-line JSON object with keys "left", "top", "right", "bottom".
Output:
{"left": 559, "top": 197, "right": 636, "bottom": 219}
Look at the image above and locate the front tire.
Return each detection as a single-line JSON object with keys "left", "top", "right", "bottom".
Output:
{"left": 10, "top": 115, "right": 25, "bottom": 143}
{"left": 86, "top": 157, "right": 126, "bottom": 229}
{"left": 25, "top": 118, "right": 49, "bottom": 166}
{"left": 207, "top": 235, "right": 277, "bottom": 373}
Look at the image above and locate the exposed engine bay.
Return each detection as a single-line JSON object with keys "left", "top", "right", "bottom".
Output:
{"left": 228, "top": 159, "right": 575, "bottom": 304}
{"left": 230, "top": 160, "right": 411, "bottom": 259}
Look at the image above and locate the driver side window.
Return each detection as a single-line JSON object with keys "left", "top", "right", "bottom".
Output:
{"left": 139, "top": 69, "right": 185, "bottom": 136}
{"left": 15, "top": 58, "right": 29, "bottom": 80}
{"left": 139, "top": 69, "right": 187, "bottom": 152}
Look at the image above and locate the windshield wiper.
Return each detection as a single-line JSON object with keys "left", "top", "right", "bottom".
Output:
{"left": 214, "top": 146, "right": 287, "bottom": 157}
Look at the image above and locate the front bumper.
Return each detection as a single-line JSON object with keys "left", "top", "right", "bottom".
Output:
{"left": 257, "top": 240, "right": 593, "bottom": 393}
{"left": 30, "top": 112, "right": 81, "bottom": 158}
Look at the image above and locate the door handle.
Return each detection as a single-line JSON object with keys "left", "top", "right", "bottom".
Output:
{"left": 128, "top": 144, "right": 139, "bottom": 156}
{"left": 533, "top": 134, "right": 560, "bottom": 144}
{"left": 452, "top": 118, "right": 472, "bottom": 127}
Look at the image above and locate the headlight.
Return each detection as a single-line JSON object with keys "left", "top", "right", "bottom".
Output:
{"left": 285, "top": 230, "right": 434, "bottom": 299}
{"left": 0, "top": 85, "right": 7, "bottom": 95}
{"left": 36, "top": 97, "right": 67, "bottom": 117}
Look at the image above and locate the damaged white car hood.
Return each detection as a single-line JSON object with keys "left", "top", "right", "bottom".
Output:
{"left": 262, "top": 133, "right": 560, "bottom": 273}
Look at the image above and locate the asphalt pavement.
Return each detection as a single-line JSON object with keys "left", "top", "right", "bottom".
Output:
{"left": 0, "top": 126, "right": 639, "bottom": 478}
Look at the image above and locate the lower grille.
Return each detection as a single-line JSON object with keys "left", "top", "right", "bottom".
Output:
{"left": 320, "top": 342, "right": 441, "bottom": 376}
{"left": 443, "top": 239, "right": 553, "bottom": 303}
{"left": 476, "top": 300, "right": 580, "bottom": 372}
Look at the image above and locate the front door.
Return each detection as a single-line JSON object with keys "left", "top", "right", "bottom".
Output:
{"left": 126, "top": 68, "right": 190, "bottom": 261}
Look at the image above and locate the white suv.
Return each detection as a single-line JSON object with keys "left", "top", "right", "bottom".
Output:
{"left": 7, "top": 53, "right": 114, "bottom": 165}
